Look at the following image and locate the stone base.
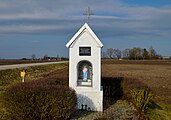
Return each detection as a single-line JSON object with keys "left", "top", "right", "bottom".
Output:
{"left": 76, "top": 90, "right": 103, "bottom": 111}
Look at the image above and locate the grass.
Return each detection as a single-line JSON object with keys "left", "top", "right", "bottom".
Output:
{"left": 146, "top": 104, "right": 171, "bottom": 120}
{"left": 0, "top": 63, "right": 68, "bottom": 87}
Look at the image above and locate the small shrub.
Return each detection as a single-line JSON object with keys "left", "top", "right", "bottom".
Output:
{"left": 3, "top": 81, "right": 76, "bottom": 120}
{"left": 130, "top": 88, "right": 153, "bottom": 112}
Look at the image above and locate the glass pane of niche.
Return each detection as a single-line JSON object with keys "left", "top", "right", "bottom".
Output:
{"left": 77, "top": 61, "right": 92, "bottom": 87}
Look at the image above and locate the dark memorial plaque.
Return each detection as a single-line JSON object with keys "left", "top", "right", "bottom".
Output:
{"left": 79, "top": 47, "right": 91, "bottom": 56}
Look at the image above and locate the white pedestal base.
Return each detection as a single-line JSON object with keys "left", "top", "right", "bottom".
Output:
{"left": 76, "top": 90, "right": 103, "bottom": 111}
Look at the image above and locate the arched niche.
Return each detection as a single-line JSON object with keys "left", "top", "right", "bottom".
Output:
{"left": 77, "top": 60, "right": 92, "bottom": 87}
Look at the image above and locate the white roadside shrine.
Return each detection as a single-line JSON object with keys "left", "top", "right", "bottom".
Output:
{"left": 66, "top": 23, "right": 103, "bottom": 111}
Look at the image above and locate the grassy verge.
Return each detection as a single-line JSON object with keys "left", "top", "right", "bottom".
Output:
{"left": 0, "top": 63, "right": 68, "bottom": 89}
{"left": 0, "top": 63, "right": 68, "bottom": 119}
{"left": 147, "top": 104, "right": 171, "bottom": 120}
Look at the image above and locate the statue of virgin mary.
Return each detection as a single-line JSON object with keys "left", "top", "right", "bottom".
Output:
{"left": 82, "top": 65, "right": 88, "bottom": 80}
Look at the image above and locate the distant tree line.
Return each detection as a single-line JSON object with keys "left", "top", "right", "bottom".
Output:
{"left": 20, "top": 54, "right": 68, "bottom": 61}
{"left": 102, "top": 46, "right": 163, "bottom": 60}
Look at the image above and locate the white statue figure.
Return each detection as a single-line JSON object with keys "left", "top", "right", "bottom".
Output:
{"left": 83, "top": 65, "right": 88, "bottom": 80}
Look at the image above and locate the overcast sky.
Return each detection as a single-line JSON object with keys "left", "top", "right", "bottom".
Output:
{"left": 0, "top": 0, "right": 171, "bottom": 59}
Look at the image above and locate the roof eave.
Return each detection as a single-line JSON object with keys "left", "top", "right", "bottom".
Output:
{"left": 66, "top": 23, "right": 103, "bottom": 48}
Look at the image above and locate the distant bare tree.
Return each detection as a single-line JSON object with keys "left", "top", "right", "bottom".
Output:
{"left": 122, "top": 48, "right": 130, "bottom": 58}
{"left": 43, "top": 54, "right": 48, "bottom": 60}
{"left": 142, "top": 48, "right": 149, "bottom": 60}
{"left": 136, "top": 48, "right": 142, "bottom": 59}
{"left": 31, "top": 54, "right": 36, "bottom": 60}
{"left": 102, "top": 51, "right": 107, "bottom": 58}
{"left": 105, "top": 46, "right": 160, "bottom": 60}
{"left": 129, "top": 47, "right": 142, "bottom": 60}
{"left": 149, "top": 46, "right": 156, "bottom": 59}
{"left": 113, "top": 49, "right": 121, "bottom": 59}
{"left": 107, "top": 48, "right": 114, "bottom": 58}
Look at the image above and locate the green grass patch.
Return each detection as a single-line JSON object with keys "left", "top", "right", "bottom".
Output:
{"left": 0, "top": 63, "right": 68, "bottom": 90}
{"left": 147, "top": 104, "right": 171, "bottom": 120}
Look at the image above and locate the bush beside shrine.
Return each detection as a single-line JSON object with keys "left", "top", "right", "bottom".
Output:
{"left": 3, "top": 81, "right": 77, "bottom": 120}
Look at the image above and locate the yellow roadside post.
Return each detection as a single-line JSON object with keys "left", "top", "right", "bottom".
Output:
{"left": 20, "top": 69, "right": 26, "bottom": 82}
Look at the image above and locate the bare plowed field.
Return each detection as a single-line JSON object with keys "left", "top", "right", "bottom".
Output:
{"left": 102, "top": 60, "right": 171, "bottom": 104}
